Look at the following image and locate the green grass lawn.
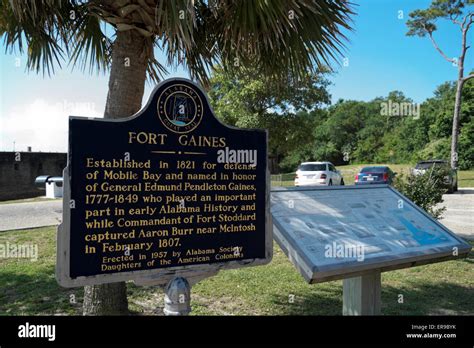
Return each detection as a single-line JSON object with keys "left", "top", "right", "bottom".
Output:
{"left": 1, "top": 226, "right": 472, "bottom": 315}
{"left": 458, "top": 170, "right": 474, "bottom": 187}
{"left": 271, "top": 164, "right": 474, "bottom": 188}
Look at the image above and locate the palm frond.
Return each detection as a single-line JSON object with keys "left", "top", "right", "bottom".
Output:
{"left": 213, "top": 0, "right": 354, "bottom": 81}
{"left": 69, "top": 4, "right": 111, "bottom": 75}
{"left": 1, "top": 0, "right": 75, "bottom": 76}
{"left": 1, "top": 0, "right": 355, "bottom": 84}
{"left": 158, "top": 0, "right": 354, "bottom": 85}
{"left": 146, "top": 36, "right": 168, "bottom": 83}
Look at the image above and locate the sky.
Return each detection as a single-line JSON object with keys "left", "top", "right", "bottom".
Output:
{"left": 0, "top": 0, "right": 472, "bottom": 152}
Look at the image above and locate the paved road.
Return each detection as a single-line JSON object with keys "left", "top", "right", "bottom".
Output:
{"left": 438, "top": 188, "right": 474, "bottom": 241}
{"left": 0, "top": 200, "right": 62, "bottom": 231}
{"left": 0, "top": 190, "right": 472, "bottom": 241}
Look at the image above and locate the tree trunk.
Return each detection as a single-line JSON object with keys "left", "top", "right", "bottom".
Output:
{"left": 450, "top": 78, "right": 463, "bottom": 170}
{"left": 83, "top": 29, "right": 149, "bottom": 316}
{"left": 450, "top": 46, "right": 465, "bottom": 170}
{"left": 104, "top": 31, "right": 148, "bottom": 119}
{"left": 450, "top": 23, "right": 469, "bottom": 170}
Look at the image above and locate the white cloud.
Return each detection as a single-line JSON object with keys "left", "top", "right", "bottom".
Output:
{"left": 1, "top": 98, "right": 103, "bottom": 152}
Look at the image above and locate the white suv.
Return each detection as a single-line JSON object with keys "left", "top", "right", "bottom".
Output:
{"left": 294, "top": 162, "right": 344, "bottom": 187}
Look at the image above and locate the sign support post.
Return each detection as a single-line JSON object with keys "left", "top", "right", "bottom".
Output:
{"left": 343, "top": 272, "right": 381, "bottom": 315}
{"left": 163, "top": 277, "right": 191, "bottom": 316}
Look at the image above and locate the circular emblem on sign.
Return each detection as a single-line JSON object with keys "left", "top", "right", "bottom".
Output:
{"left": 157, "top": 84, "right": 204, "bottom": 134}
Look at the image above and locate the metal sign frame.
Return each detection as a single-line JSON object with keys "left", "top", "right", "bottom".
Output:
{"left": 271, "top": 185, "right": 471, "bottom": 284}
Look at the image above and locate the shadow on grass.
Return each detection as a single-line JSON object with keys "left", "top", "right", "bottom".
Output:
{"left": 267, "top": 280, "right": 473, "bottom": 316}
{"left": 381, "top": 281, "right": 473, "bottom": 315}
{"left": 0, "top": 265, "right": 83, "bottom": 316}
{"left": 268, "top": 284, "right": 343, "bottom": 315}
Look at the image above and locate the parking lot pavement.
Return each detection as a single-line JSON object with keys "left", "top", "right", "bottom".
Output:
{"left": 0, "top": 200, "right": 62, "bottom": 232}
{"left": 439, "top": 188, "right": 474, "bottom": 241}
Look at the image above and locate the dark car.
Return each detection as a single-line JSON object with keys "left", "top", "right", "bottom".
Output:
{"left": 412, "top": 160, "right": 458, "bottom": 193}
{"left": 355, "top": 166, "right": 395, "bottom": 185}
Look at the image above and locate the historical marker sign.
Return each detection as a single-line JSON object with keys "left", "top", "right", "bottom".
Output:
{"left": 271, "top": 185, "right": 471, "bottom": 283}
{"left": 57, "top": 78, "right": 272, "bottom": 287}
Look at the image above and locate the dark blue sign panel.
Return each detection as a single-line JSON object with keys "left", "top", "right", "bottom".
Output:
{"left": 58, "top": 78, "right": 271, "bottom": 286}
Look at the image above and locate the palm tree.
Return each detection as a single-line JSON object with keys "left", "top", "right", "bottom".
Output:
{"left": 1, "top": 0, "right": 354, "bottom": 315}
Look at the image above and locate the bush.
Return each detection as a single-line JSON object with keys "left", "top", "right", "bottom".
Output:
{"left": 393, "top": 166, "right": 448, "bottom": 219}
{"left": 415, "top": 138, "right": 451, "bottom": 164}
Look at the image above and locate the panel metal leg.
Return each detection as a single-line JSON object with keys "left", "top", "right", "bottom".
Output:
{"left": 343, "top": 272, "right": 381, "bottom": 315}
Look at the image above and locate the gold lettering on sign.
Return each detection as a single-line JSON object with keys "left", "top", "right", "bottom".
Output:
{"left": 78, "top": 91, "right": 262, "bottom": 276}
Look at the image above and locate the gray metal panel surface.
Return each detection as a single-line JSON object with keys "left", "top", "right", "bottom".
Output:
{"left": 271, "top": 185, "right": 471, "bottom": 283}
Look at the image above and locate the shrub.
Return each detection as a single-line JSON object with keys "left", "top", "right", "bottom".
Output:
{"left": 393, "top": 166, "right": 448, "bottom": 219}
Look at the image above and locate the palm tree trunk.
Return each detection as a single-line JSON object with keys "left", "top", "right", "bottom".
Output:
{"left": 83, "top": 29, "right": 149, "bottom": 315}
